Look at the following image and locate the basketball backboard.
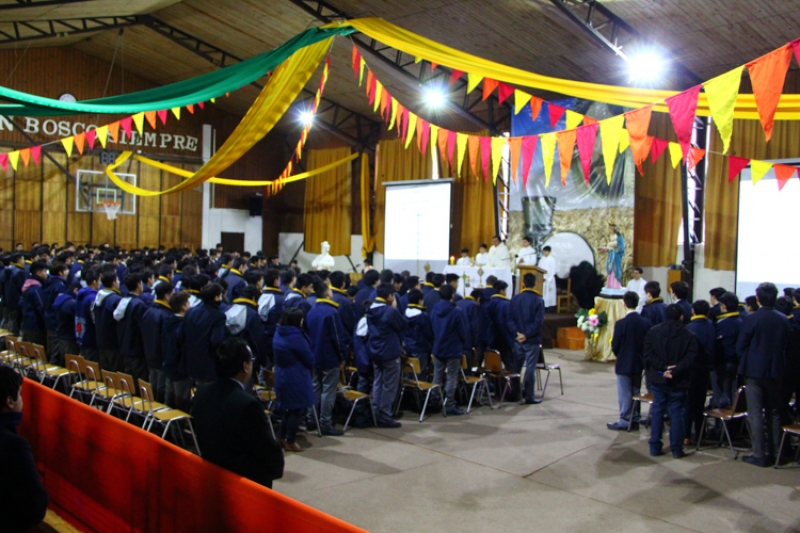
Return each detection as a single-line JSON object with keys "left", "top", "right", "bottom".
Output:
{"left": 76, "top": 169, "right": 136, "bottom": 214}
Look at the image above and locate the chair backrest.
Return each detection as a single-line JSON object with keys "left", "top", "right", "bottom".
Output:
{"left": 84, "top": 360, "right": 102, "bottom": 383}
{"left": 483, "top": 350, "right": 503, "bottom": 373}
{"left": 138, "top": 379, "right": 157, "bottom": 413}
{"left": 117, "top": 372, "right": 137, "bottom": 397}
{"left": 461, "top": 354, "right": 469, "bottom": 370}
{"left": 732, "top": 385, "right": 747, "bottom": 414}
{"left": 5, "top": 338, "right": 17, "bottom": 354}
{"left": 65, "top": 354, "right": 83, "bottom": 375}
{"left": 263, "top": 370, "right": 275, "bottom": 390}
{"left": 404, "top": 356, "right": 422, "bottom": 375}
{"left": 31, "top": 344, "right": 47, "bottom": 364}
{"left": 17, "top": 341, "right": 32, "bottom": 358}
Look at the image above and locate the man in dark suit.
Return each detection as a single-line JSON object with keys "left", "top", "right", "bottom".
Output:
{"left": 608, "top": 291, "right": 650, "bottom": 430}
{"left": 510, "top": 273, "right": 545, "bottom": 405}
{"left": 192, "top": 337, "right": 284, "bottom": 488}
{"left": 737, "top": 282, "right": 790, "bottom": 468}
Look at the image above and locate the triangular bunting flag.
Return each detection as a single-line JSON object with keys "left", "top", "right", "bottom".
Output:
{"left": 437, "top": 128, "right": 449, "bottom": 169}
{"left": 468, "top": 135, "right": 481, "bottom": 179}
{"left": 599, "top": 115, "right": 625, "bottom": 184}
{"left": 30, "top": 145, "right": 41, "bottom": 166}
{"left": 373, "top": 81, "right": 383, "bottom": 112}
{"left": 61, "top": 136, "right": 74, "bottom": 158}
{"left": 380, "top": 88, "right": 389, "bottom": 120}
{"left": 85, "top": 129, "right": 96, "bottom": 150}
{"left": 389, "top": 98, "right": 399, "bottom": 130}
{"left": 514, "top": 90, "right": 531, "bottom": 115}
{"left": 556, "top": 129, "right": 577, "bottom": 186}
{"left": 132, "top": 113, "right": 144, "bottom": 134}
{"left": 418, "top": 119, "right": 431, "bottom": 156}
{"left": 19, "top": 148, "right": 30, "bottom": 167}
{"left": 430, "top": 124, "right": 440, "bottom": 161}
{"left": 368, "top": 75, "right": 377, "bottom": 106}
{"left": 540, "top": 133, "right": 557, "bottom": 187}
{"left": 625, "top": 105, "right": 653, "bottom": 174}
{"left": 521, "top": 135, "right": 538, "bottom": 188}
{"left": 746, "top": 45, "right": 793, "bottom": 141}
{"left": 666, "top": 84, "right": 702, "bottom": 161}
{"left": 565, "top": 110, "right": 583, "bottom": 130}
{"left": 703, "top": 66, "right": 744, "bottom": 153}
{"left": 8, "top": 151, "right": 19, "bottom": 170}
{"left": 467, "top": 73, "right": 483, "bottom": 93}
{"left": 74, "top": 133, "right": 85, "bottom": 155}
{"left": 0, "top": 153, "right": 7, "bottom": 172}
{"left": 727, "top": 156, "right": 750, "bottom": 182}
{"left": 352, "top": 45, "right": 361, "bottom": 78}
{"left": 449, "top": 69, "right": 464, "bottom": 85}
{"left": 548, "top": 104, "right": 566, "bottom": 129}
{"left": 431, "top": 62, "right": 438, "bottom": 70}
{"left": 583, "top": 116, "right": 599, "bottom": 126}
{"left": 400, "top": 107, "right": 410, "bottom": 141}
{"left": 792, "top": 38, "right": 800, "bottom": 66}
{"left": 668, "top": 142, "right": 683, "bottom": 169}
{"left": 359, "top": 58, "right": 366, "bottom": 86}
{"left": 95, "top": 125, "right": 109, "bottom": 148}
{"left": 198, "top": 101, "right": 205, "bottom": 109}
{"left": 509, "top": 137, "right": 522, "bottom": 184}
{"left": 530, "top": 97, "right": 544, "bottom": 122}
{"left": 108, "top": 121, "right": 120, "bottom": 142}
{"left": 366, "top": 69, "right": 374, "bottom": 96}
{"left": 686, "top": 147, "right": 705, "bottom": 172}
{"left": 635, "top": 136, "right": 654, "bottom": 175}
{"left": 404, "top": 113, "right": 417, "bottom": 149}
{"left": 618, "top": 129, "right": 630, "bottom": 154}
{"left": 456, "top": 132, "right": 468, "bottom": 176}
{"left": 447, "top": 130, "right": 458, "bottom": 170}
{"left": 491, "top": 137, "right": 505, "bottom": 185}
{"left": 186, "top": 104, "right": 195, "bottom": 114}
{"left": 157, "top": 109, "right": 168, "bottom": 125}
{"left": 576, "top": 123, "right": 598, "bottom": 185}
{"left": 479, "top": 136, "right": 492, "bottom": 182}
{"left": 498, "top": 83, "right": 514, "bottom": 105}
{"left": 210, "top": 97, "right": 216, "bottom": 103}
{"left": 750, "top": 159, "right": 772, "bottom": 185}
{"left": 651, "top": 138, "right": 668, "bottom": 163}
{"left": 773, "top": 164, "right": 795, "bottom": 191}
{"left": 482, "top": 78, "right": 499, "bottom": 101}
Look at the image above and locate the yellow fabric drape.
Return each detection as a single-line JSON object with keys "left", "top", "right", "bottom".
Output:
{"left": 633, "top": 114, "right": 683, "bottom": 267}
{"left": 338, "top": 18, "right": 800, "bottom": 120}
{"left": 304, "top": 147, "right": 352, "bottom": 257}
{"left": 106, "top": 38, "right": 332, "bottom": 195}
{"left": 374, "top": 138, "right": 434, "bottom": 253}
{"left": 360, "top": 153, "right": 375, "bottom": 257}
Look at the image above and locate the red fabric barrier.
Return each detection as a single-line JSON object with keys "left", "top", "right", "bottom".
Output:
{"left": 19, "top": 379, "right": 369, "bottom": 533}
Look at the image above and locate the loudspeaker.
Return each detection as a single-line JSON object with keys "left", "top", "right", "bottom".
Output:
{"left": 249, "top": 193, "right": 263, "bottom": 217}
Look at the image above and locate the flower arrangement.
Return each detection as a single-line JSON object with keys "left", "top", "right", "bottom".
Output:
{"left": 576, "top": 307, "right": 608, "bottom": 343}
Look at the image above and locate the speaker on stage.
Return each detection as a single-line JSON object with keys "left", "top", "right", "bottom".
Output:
{"left": 248, "top": 193, "right": 263, "bottom": 217}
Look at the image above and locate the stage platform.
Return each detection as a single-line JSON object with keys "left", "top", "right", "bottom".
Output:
{"left": 542, "top": 313, "right": 578, "bottom": 349}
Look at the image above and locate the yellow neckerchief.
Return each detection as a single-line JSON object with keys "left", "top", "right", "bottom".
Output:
{"left": 690, "top": 315, "right": 707, "bottom": 321}
{"left": 718, "top": 311, "right": 740, "bottom": 320}
{"left": 424, "top": 282, "right": 434, "bottom": 287}
{"left": 264, "top": 286, "right": 283, "bottom": 293}
{"left": 183, "top": 289, "right": 199, "bottom": 295}
{"left": 229, "top": 269, "right": 243, "bottom": 276}
{"left": 25, "top": 259, "right": 32, "bottom": 264}
{"left": 78, "top": 259, "right": 84, "bottom": 264}
{"left": 486, "top": 284, "right": 494, "bottom": 289}
{"left": 233, "top": 298, "right": 258, "bottom": 307}
{"left": 645, "top": 297, "right": 663, "bottom": 306}
{"left": 375, "top": 297, "right": 388, "bottom": 304}
{"left": 793, "top": 304, "right": 800, "bottom": 309}
{"left": 408, "top": 303, "right": 426, "bottom": 310}
{"left": 221, "top": 263, "right": 231, "bottom": 270}
{"left": 465, "top": 296, "right": 476, "bottom": 302}
{"left": 316, "top": 298, "right": 339, "bottom": 308}
{"left": 521, "top": 288, "right": 542, "bottom": 296}
{"left": 291, "top": 288, "right": 306, "bottom": 298}
{"left": 491, "top": 293, "right": 509, "bottom": 301}
{"left": 154, "top": 299, "right": 171, "bottom": 310}
{"left": 12, "top": 261, "right": 24, "bottom": 268}
{"left": 331, "top": 286, "right": 348, "bottom": 296}
{"left": 158, "top": 276, "right": 171, "bottom": 283}
{"left": 176, "top": 270, "right": 183, "bottom": 274}
{"left": 105, "top": 287, "right": 121, "bottom": 294}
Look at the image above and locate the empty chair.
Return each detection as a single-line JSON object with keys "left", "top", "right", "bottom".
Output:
{"left": 396, "top": 356, "right": 441, "bottom": 422}
{"left": 482, "top": 350, "right": 520, "bottom": 407}
{"left": 697, "top": 385, "right": 751, "bottom": 459}
{"left": 459, "top": 354, "right": 491, "bottom": 413}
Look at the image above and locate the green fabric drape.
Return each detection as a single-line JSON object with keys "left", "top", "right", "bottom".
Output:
{"left": 0, "top": 26, "right": 353, "bottom": 116}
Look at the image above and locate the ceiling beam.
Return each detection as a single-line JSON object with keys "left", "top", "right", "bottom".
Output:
{"left": 0, "top": 15, "right": 143, "bottom": 44}
{"left": 0, "top": 0, "right": 87, "bottom": 11}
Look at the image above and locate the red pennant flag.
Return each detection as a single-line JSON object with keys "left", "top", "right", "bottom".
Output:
{"left": 548, "top": 104, "right": 566, "bottom": 129}
{"left": 30, "top": 145, "right": 41, "bottom": 166}
{"left": 0, "top": 153, "right": 7, "bottom": 172}
{"left": 157, "top": 109, "right": 168, "bottom": 125}
{"left": 368, "top": 76, "right": 378, "bottom": 106}
{"left": 530, "top": 97, "right": 544, "bottom": 122}
{"left": 198, "top": 102, "right": 205, "bottom": 110}
{"left": 74, "top": 133, "right": 86, "bottom": 155}
{"left": 521, "top": 135, "right": 538, "bottom": 188}
{"left": 85, "top": 129, "right": 96, "bottom": 149}
{"left": 625, "top": 105, "right": 653, "bottom": 174}
{"left": 449, "top": 69, "right": 464, "bottom": 85}
{"left": 773, "top": 164, "right": 795, "bottom": 191}
{"left": 497, "top": 83, "right": 514, "bottom": 105}
{"left": 479, "top": 136, "right": 492, "bottom": 182}
{"left": 419, "top": 119, "right": 431, "bottom": 156}
{"left": 556, "top": 129, "right": 577, "bottom": 186}
{"left": 351, "top": 45, "right": 361, "bottom": 77}
{"left": 746, "top": 44, "right": 793, "bottom": 141}
{"left": 120, "top": 116, "right": 132, "bottom": 138}
{"left": 447, "top": 130, "right": 458, "bottom": 169}
{"left": 686, "top": 147, "right": 706, "bottom": 172}
{"left": 651, "top": 138, "right": 669, "bottom": 163}
{"left": 666, "top": 84, "right": 702, "bottom": 162}
{"left": 482, "top": 78, "right": 499, "bottom": 101}
{"left": 727, "top": 155, "right": 750, "bottom": 182}
{"left": 576, "top": 123, "right": 598, "bottom": 185}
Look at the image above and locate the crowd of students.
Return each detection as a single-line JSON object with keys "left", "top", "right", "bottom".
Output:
{"left": 610, "top": 278, "right": 799, "bottom": 466}
{"left": 0, "top": 243, "right": 551, "bottom": 453}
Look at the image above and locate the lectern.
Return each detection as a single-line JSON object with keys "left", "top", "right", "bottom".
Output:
{"left": 516, "top": 264, "right": 546, "bottom": 294}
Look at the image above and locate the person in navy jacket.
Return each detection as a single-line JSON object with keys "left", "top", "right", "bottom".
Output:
{"left": 421, "top": 272, "right": 436, "bottom": 296}
{"left": 685, "top": 300, "right": 715, "bottom": 442}
{"left": 224, "top": 258, "right": 248, "bottom": 302}
{"left": 403, "top": 289, "right": 434, "bottom": 379}
{"left": 66, "top": 255, "right": 85, "bottom": 285}
{"left": 226, "top": 285, "right": 268, "bottom": 379}
{"left": 736, "top": 282, "right": 789, "bottom": 467}
{"left": 670, "top": 281, "right": 693, "bottom": 325}
{"left": 20, "top": 261, "right": 48, "bottom": 347}
{"left": 430, "top": 284, "right": 468, "bottom": 415}
{"left": 641, "top": 281, "right": 667, "bottom": 327}
{"left": 423, "top": 273, "right": 445, "bottom": 310}
{"left": 608, "top": 291, "right": 650, "bottom": 429}
{"left": 485, "top": 280, "right": 515, "bottom": 371}
{"left": 366, "top": 283, "right": 406, "bottom": 428}
{"left": 93, "top": 268, "right": 123, "bottom": 372}
{"left": 3, "top": 254, "right": 26, "bottom": 335}
{"left": 510, "top": 273, "right": 546, "bottom": 405}
{"left": 163, "top": 292, "right": 191, "bottom": 411}
{"left": 141, "top": 282, "right": 175, "bottom": 403}
{"left": 397, "top": 275, "right": 420, "bottom": 314}
{"left": 182, "top": 283, "right": 227, "bottom": 384}
{"left": 774, "top": 297, "right": 800, "bottom": 425}
{"left": 115, "top": 273, "right": 149, "bottom": 384}
{"left": 330, "top": 271, "right": 357, "bottom": 347}
{"left": 306, "top": 281, "right": 347, "bottom": 436}
{"left": 42, "top": 262, "right": 68, "bottom": 364}
{"left": 457, "top": 289, "right": 488, "bottom": 369}
{"left": 75, "top": 268, "right": 100, "bottom": 362}
{"left": 792, "top": 291, "right": 800, "bottom": 324}
{"left": 283, "top": 273, "right": 313, "bottom": 316}
{"left": 273, "top": 309, "right": 317, "bottom": 452}
{"left": 259, "top": 270, "right": 286, "bottom": 369}
{"left": 712, "top": 292, "right": 742, "bottom": 408}
{"left": 354, "top": 270, "right": 380, "bottom": 312}
{"left": 53, "top": 282, "right": 80, "bottom": 359}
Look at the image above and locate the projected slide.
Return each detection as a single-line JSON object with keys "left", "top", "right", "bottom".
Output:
{"left": 736, "top": 162, "right": 800, "bottom": 297}
{"left": 384, "top": 179, "right": 452, "bottom": 275}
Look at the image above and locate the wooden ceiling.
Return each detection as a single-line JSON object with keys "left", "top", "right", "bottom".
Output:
{"left": 2, "top": 0, "right": 799, "bottom": 137}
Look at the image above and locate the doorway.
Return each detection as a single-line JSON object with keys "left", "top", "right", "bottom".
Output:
{"left": 220, "top": 232, "right": 245, "bottom": 254}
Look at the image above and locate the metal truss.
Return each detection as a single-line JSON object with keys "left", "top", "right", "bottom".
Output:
{"left": 0, "top": 0, "right": 87, "bottom": 11}
{"left": 0, "top": 15, "right": 143, "bottom": 44}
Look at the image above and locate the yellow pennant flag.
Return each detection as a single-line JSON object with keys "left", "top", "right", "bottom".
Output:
{"left": 467, "top": 72, "right": 483, "bottom": 93}
{"left": 565, "top": 110, "right": 583, "bottom": 130}
{"left": 429, "top": 124, "right": 439, "bottom": 160}
{"left": 703, "top": 66, "right": 744, "bottom": 154}
{"left": 599, "top": 115, "right": 625, "bottom": 184}
{"left": 171, "top": 107, "right": 181, "bottom": 120}
{"left": 373, "top": 81, "right": 383, "bottom": 112}
{"left": 95, "top": 125, "right": 109, "bottom": 148}
{"left": 514, "top": 90, "right": 531, "bottom": 115}
{"left": 389, "top": 98, "right": 399, "bottom": 131}
{"left": 210, "top": 97, "right": 216, "bottom": 103}
{"left": 61, "top": 137, "right": 74, "bottom": 157}
{"left": 540, "top": 133, "right": 557, "bottom": 187}
{"left": 414, "top": 56, "right": 422, "bottom": 64}
{"left": 358, "top": 57, "right": 366, "bottom": 86}
{"left": 132, "top": 112, "right": 145, "bottom": 134}
{"left": 750, "top": 159, "right": 772, "bottom": 185}
{"left": 668, "top": 142, "right": 683, "bottom": 169}
{"left": 405, "top": 113, "right": 418, "bottom": 148}
{"left": 456, "top": 132, "right": 468, "bottom": 176}
{"left": 491, "top": 137, "right": 505, "bottom": 185}
{"left": 8, "top": 150, "right": 19, "bottom": 170}
{"left": 618, "top": 129, "right": 630, "bottom": 154}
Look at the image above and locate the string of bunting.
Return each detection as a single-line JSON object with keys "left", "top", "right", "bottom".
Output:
{"left": 353, "top": 39, "right": 800, "bottom": 192}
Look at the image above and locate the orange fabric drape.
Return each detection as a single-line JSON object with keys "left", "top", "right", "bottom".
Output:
{"left": 304, "top": 147, "right": 352, "bottom": 256}
{"left": 634, "top": 113, "right": 683, "bottom": 267}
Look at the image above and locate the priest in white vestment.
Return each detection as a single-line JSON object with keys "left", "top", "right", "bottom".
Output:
{"left": 474, "top": 243, "right": 489, "bottom": 266}
{"left": 625, "top": 267, "right": 647, "bottom": 312}
{"left": 487, "top": 235, "right": 512, "bottom": 268}
{"left": 516, "top": 236, "right": 537, "bottom": 266}
{"left": 537, "top": 245, "right": 557, "bottom": 308}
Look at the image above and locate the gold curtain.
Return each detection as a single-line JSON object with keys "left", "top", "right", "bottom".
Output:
{"left": 304, "top": 147, "right": 352, "bottom": 256}
{"left": 634, "top": 113, "right": 683, "bottom": 267}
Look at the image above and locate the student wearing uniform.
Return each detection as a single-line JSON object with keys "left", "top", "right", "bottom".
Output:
{"left": 670, "top": 281, "right": 693, "bottom": 325}
{"left": 485, "top": 280, "right": 515, "bottom": 372}
{"left": 367, "top": 283, "right": 406, "bottom": 428}
{"left": 43, "top": 263, "right": 68, "bottom": 364}
{"left": 283, "top": 273, "right": 314, "bottom": 316}
{"left": 397, "top": 276, "right": 420, "bottom": 314}
{"left": 225, "top": 285, "right": 268, "bottom": 378}
{"left": 403, "top": 289, "right": 434, "bottom": 380}
{"left": 141, "top": 282, "right": 175, "bottom": 403}
{"left": 712, "top": 292, "right": 742, "bottom": 408}
{"left": 457, "top": 289, "right": 488, "bottom": 368}
{"left": 224, "top": 258, "right": 248, "bottom": 302}
{"left": 355, "top": 270, "right": 380, "bottom": 312}
{"left": 53, "top": 282, "right": 81, "bottom": 359}
{"left": 641, "top": 281, "right": 667, "bottom": 328}
{"left": 423, "top": 273, "right": 445, "bottom": 310}
{"left": 430, "top": 284, "right": 469, "bottom": 415}
{"left": 259, "top": 269, "right": 285, "bottom": 370}
{"left": 94, "top": 268, "right": 123, "bottom": 372}
{"left": 445, "top": 273, "right": 464, "bottom": 303}
{"left": 163, "top": 292, "right": 192, "bottom": 412}
{"left": 19, "top": 261, "right": 49, "bottom": 347}
{"left": 510, "top": 273, "right": 546, "bottom": 405}
{"left": 608, "top": 291, "right": 650, "bottom": 429}
{"left": 75, "top": 268, "right": 101, "bottom": 362}
{"left": 330, "top": 271, "right": 357, "bottom": 343}
{"left": 774, "top": 297, "right": 800, "bottom": 423}
{"left": 114, "top": 273, "right": 149, "bottom": 384}
{"left": 421, "top": 271, "right": 436, "bottom": 296}
{"left": 708, "top": 287, "right": 726, "bottom": 323}
{"left": 3, "top": 254, "right": 26, "bottom": 334}
{"left": 685, "top": 300, "right": 715, "bottom": 444}
{"left": 183, "top": 283, "right": 227, "bottom": 384}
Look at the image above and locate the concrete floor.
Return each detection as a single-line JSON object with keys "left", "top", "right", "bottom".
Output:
{"left": 275, "top": 350, "right": 800, "bottom": 533}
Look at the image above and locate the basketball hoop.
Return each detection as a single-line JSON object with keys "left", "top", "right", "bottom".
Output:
{"left": 102, "top": 201, "right": 121, "bottom": 221}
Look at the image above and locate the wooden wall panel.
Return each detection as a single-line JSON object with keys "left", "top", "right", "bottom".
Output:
{"left": 160, "top": 216, "right": 181, "bottom": 249}
{"left": 115, "top": 214, "right": 137, "bottom": 250}
{"left": 160, "top": 174, "right": 182, "bottom": 217}
{"left": 138, "top": 163, "right": 160, "bottom": 217}
{"left": 0, "top": 173, "right": 13, "bottom": 211}
{"left": 92, "top": 212, "right": 114, "bottom": 246}
{"left": 42, "top": 212, "right": 66, "bottom": 246}
{"left": 66, "top": 213, "right": 91, "bottom": 245}
{"left": 15, "top": 179, "right": 41, "bottom": 211}
{"left": 0, "top": 210, "right": 13, "bottom": 251}
{"left": 180, "top": 215, "right": 202, "bottom": 246}
{"left": 138, "top": 216, "right": 160, "bottom": 248}
{"left": 15, "top": 211, "right": 41, "bottom": 247}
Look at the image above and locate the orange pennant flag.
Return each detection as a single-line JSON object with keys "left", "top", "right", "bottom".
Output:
{"left": 380, "top": 88, "right": 389, "bottom": 119}
{"left": 108, "top": 121, "right": 120, "bottom": 142}
{"left": 365, "top": 70, "right": 374, "bottom": 96}
{"left": 482, "top": 78, "right": 499, "bottom": 101}
{"left": 509, "top": 137, "right": 522, "bottom": 185}
{"left": 530, "top": 97, "right": 544, "bottom": 122}
{"left": 19, "top": 148, "right": 31, "bottom": 167}
{"left": 625, "top": 105, "right": 653, "bottom": 175}
{"left": 556, "top": 129, "right": 577, "bottom": 186}
{"left": 437, "top": 128, "right": 449, "bottom": 169}
{"left": 468, "top": 135, "right": 481, "bottom": 179}
{"left": 74, "top": 132, "right": 86, "bottom": 155}
{"left": 746, "top": 44, "right": 793, "bottom": 141}
{"left": 686, "top": 147, "right": 706, "bottom": 172}
{"left": 144, "top": 111, "right": 157, "bottom": 130}
{"left": 773, "top": 164, "right": 796, "bottom": 191}
{"left": 186, "top": 104, "right": 195, "bottom": 114}
{"left": 583, "top": 116, "right": 598, "bottom": 126}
